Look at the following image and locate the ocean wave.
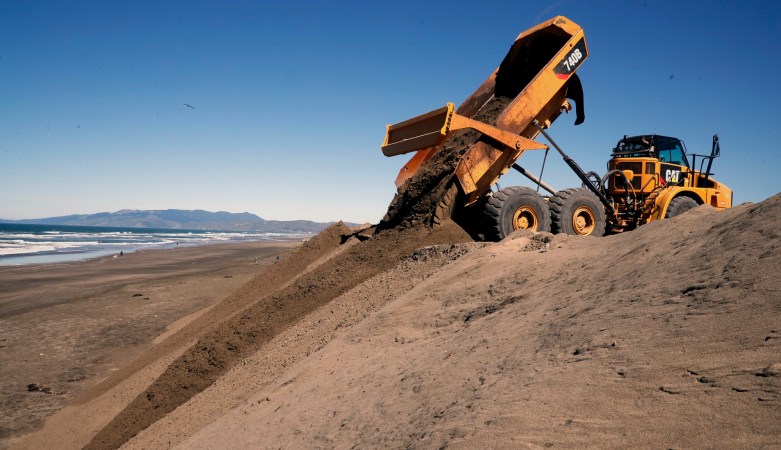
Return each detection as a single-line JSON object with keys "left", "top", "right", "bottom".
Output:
{"left": 0, "top": 224, "right": 308, "bottom": 265}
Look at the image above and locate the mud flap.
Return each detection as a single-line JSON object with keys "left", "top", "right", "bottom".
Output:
{"left": 566, "top": 74, "right": 585, "bottom": 125}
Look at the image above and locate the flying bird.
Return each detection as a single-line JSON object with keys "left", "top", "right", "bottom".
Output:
{"left": 183, "top": 103, "right": 195, "bottom": 109}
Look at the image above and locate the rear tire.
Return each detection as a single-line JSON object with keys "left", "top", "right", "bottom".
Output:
{"left": 549, "top": 188, "right": 606, "bottom": 236}
{"left": 665, "top": 196, "right": 698, "bottom": 218}
{"left": 483, "top": 186, "right": 550, "bottom": 241}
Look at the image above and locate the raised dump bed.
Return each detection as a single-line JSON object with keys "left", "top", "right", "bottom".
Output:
{"left": 383, "top": 16, "right": 589, "bottom": 206}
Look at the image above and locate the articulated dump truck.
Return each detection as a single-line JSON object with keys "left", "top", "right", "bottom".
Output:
{"left": 381, "top": 16, "right": 732, "bottom": 240}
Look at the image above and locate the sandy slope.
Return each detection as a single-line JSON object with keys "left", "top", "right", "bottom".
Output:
{"left": 16, "top": 194, "right": 776, "bottom": 449}
{"left": 153, "top": 197, "right": 777, "bottom": 449}
{"left": 15, "top": 195, "right": 781, "bottom": 448}
{"left": 122, "top": 241, "right": 490, "bottom": 449}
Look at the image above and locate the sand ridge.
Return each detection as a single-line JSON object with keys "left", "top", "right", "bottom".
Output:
{"left": 122, "top": 240, "right": 490, "bottom": 449}
{"left": 75, "top": 224, "right": 350, "bottom": 406}
{"left": 83, "top": 224, "right": 475, "bottom": 449}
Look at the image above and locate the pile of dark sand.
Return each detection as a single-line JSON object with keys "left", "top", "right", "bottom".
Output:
{"left": 380, "top": 96, "right": 511, "bottom": 230}
{"left": 118, "top": 239, "right": 490, "bottom": 449}
{"left": 76, "top": 223, "right": 352, "bottom": 407}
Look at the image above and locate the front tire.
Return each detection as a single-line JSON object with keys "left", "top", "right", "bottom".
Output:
{"left": 549, "top": 188, "right": 606, "bottom": 236}
{"left": 665, "top": 196, "right": 698, "bottom": 218}
{"left": 483, "top": 186, "right": 551, "bottom": 241}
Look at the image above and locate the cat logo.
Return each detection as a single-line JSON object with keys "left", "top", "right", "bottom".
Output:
{"left": 660, "top": 164, "right": 682, "bottom": 185}
{"left": 665, "top": 169, "right": 681, "bottom": 184}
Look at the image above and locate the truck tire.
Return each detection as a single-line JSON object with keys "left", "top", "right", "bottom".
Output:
{"left": 433, "top": 181, "right": 459, "bottom": 226}
{"left": 665, "top": 196, "right": 698, "bottom": 218}
{"left": 549, "top": 188, "right": 606, "bottom": 236}
{"left": 483, "top": 186, "right": 551, "bottom": 241}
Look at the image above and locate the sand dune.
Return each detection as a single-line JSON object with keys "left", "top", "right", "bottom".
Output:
{"left": 164, "top": 197, "right": 781, "bottom": 449}
{"left": 11, "top": 193, "right": 780, "bottom": 449}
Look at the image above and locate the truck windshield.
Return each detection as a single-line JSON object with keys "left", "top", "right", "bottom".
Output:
{"left": 657, "top": 138, "right": 689, "bottom": 167}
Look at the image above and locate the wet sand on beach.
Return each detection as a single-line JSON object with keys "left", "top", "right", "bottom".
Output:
{"left": 0, "top": 240, "right": 301, "bottom": 447}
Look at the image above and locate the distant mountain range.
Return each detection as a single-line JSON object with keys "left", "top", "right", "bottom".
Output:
{"left": 0, "top": 209, "right": 342, "bottom": 233}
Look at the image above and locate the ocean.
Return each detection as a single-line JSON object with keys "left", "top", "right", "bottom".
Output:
{"left": 0, "top": 223, "right": 310, "bottom": 266}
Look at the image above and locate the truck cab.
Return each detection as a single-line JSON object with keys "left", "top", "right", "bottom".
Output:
{"left": 608, "top": 134, "right": 690, "bottom": 194}
{"left": 607, "top": 134, "right": 732, "bottom": 227}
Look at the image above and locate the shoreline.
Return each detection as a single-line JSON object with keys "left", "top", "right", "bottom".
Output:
{"left": 0, "top": 239, "right": 303, "bottom": 447}
{"left": 0, "top": 235, "right": 310, "bottom": 268}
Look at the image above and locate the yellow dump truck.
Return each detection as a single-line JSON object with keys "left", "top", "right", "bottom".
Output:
{"left": 381, "top": 16, "right": 732, "bottom": 240}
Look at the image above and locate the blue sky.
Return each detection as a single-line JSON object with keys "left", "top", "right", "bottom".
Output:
{"left": 1, "top": 0, "right": 779, "bottom": 223}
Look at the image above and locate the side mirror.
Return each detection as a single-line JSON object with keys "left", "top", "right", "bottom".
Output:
{"left": 711, "top": 134, "right": 721, "bottom": 158}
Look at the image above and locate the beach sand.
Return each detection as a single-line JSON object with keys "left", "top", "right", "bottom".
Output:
{"left": 0, "top": 240, "right": 301, "bottom": 447}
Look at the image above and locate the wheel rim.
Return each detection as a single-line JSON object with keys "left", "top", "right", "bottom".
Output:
{"left": 572, "top": 206, "right": 596, "bottom": 235}
{"left": 512, "top": 206, "right": 539, "bottom": 231}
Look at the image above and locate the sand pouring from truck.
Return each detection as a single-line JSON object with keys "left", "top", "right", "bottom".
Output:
{"left": 380, "top": 16, "right": 733, "bottom": 240}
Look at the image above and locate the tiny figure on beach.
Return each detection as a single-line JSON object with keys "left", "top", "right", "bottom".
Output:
{"left": 120, "top": 251, "right": 124, "bottom": 256}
